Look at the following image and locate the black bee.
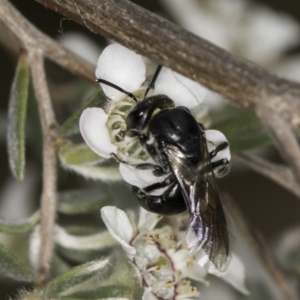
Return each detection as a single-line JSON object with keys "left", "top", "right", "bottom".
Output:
{"left": 98, "top": 65, "right": 231, "bottom": 271}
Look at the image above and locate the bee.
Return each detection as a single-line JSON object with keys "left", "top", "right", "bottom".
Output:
{"left": 97, "top": 65, "right": 232, "bottom": 271}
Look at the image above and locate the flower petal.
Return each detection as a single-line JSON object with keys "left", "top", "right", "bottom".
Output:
{"left": 216, "top": 254, "right": 249, "bottom": 295}
{"left": 95, "top": 44, "right": 146, "bottom": 100}
{"left": 138, "top": 207, "right": 162, "bottom": 231}
{"left": 142, "top": 287, "right": 157, "bottom": 300}
{"left": 154, "top": 68, "right": 207, "bottom": 109}
{"left": 100, "top": 206, "right": 136, "bottom": 258}
{"left": 171, "top": 249, "right": 208, "bottom": 284}
{"left": 79, "top": 107, "right": 117, "bottom": 159}
{"left": 119, "top": 162, "right": 168, "bottom": 195}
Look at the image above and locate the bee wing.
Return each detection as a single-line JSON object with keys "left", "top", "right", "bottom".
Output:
{"left": 164, "top": 140, "right": 231, "bottom": 272}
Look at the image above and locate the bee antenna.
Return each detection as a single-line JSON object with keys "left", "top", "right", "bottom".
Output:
{"left": 144, "top": 65, "right": 163, "bottom": 99}
{"left": 96, "top": 79, "right": 138, "bottom": 102}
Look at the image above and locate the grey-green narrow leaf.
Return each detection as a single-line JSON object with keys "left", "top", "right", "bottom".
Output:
{"left": 7, "top": 53, "right": 30, "bottom": 181}
{"left": 0, "top": 210, "right": 39, "bottom": 234}
{"left": 60, "top": 88, "right": 106, "bottom": 136}
{"left": 58, "top": 142, "right": 121, "bottom": 181}
{"left": 47, "top": 258, "right": 109, "bottom": 296}
{"left": 213, "top": 111, "right": 272, "bottom": 152}
{"left": 58, "top": 189, "right": 111, "bottom": 214}
{"left": 0, "top": 243, "right": 32, "bottom": 282}
{"left": 59, "top": 142, "right": 103, "bottom": 166}
{"left": 97, "top": 251, "right": 143, "bottom": 299}
{"left": 61, "top": 251, "right": 143, "bottom": 299}
{"left": 61, "top": 285, "right": 139, "bottom": 299}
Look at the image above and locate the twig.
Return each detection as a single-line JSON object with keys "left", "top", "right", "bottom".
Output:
{"left": 0, "top": 0, "right": 95, "bottom": 83}
{"left": 234, "top": 153, "right": 300, "bottom": 199}
{"left": 29, "top": 50, "right": 57, "bottom": 284}
{"left": 223, "top": 195, "right": 297, "bottom": 300}
{"left": 259, "top": 114, "right": 300, "bottom": 187}
{"left": 32, "top": 0, "right": 300, "bottom": 185}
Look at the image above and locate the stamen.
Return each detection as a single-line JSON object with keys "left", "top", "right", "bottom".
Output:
{"left": 165, "top": 279, "right": 175, "bottom": 287}
{"left": 168, "top": 234, "right": 174, "bottom": 240}
{"left": 181, "top": 243, "right": 188, "bottom": 249}
{"left": 186, "top": 261, "right": 193, "bottom": 268}
{"left": 120, "top": 122, "right": 127, "bottom": 131}
{"left": 170, "top": 243, "right": 177, "bottom": 249}
{"left": 146, "top": 265, "right": 161, "bottom": 273}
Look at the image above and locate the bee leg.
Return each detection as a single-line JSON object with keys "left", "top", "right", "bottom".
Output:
{"left": 110, "top": 153, "right": 165, "bottom": 176}
{"left": 211, "top": 157, "right": 230, "bottom": 177}
{"left": 204, "top": 130, "right": 231, "bottom": 178}
{"left": 209, "top": 141, "right": 229, "bottom": 159}
{"left": 134, "top": 163, "right": 165, "bottom": 176}
{"left": 131, "top": 179, "right": 187, "bottom": 215}
{"left": 209, "top": 142, "right": 230, "bottom": 178}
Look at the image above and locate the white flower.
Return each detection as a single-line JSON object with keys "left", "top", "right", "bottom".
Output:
{"left": 160, "top": 0, "right": 299, "bottom": 66}
{"left": 101, "top": 206, "right": 248, "bottom": 299}
{"left": 79, "top": 43, "right": 209, "bottom": 187}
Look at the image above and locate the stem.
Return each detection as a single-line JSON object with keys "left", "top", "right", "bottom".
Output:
{"left": 234, "top": 153, "right": 300, "bottom": 199}
{"left": 30, "top": 50, "right": 57, "bottom": 284}
{"left": 223, "top": 195, "right": 297, "bottom": 300}
{"left": 0, "top": 0, "right": 95, "bottom": 83}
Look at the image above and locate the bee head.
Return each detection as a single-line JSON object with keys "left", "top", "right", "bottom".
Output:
{"left": 126, "top": 101, "right": 149, "bottom": 132}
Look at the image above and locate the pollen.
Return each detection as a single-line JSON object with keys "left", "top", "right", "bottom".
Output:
{"left": 170, "top": 243, "right": 177, "bottom": 249}
{"left": 186, "top": 260, "right": 193, "bottom": 268}
{"left": 168, "top": 234, "right": 174, "bottom": 240}
{"left": 147, "top": 233, "right": 155, "bottom": 241}
{"left": 147, "top": 239, "right": 156, "bottom": 245}
{"left": 181, "top": 243, "right": 188, "bottom": 249}
{"left": 120, "top": 122, "right": 127, "bottom": 131}
{"left": 165, "top": 279, "right": 175, "bottom": 287}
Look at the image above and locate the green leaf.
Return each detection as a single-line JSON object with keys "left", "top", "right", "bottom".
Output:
{"left": 0, "top": 243, "right": 32, "bottom": 282}
{"left": 47, "top": 258, "right": 109, "bottom": 296}
{"left": 55, "top": 225, "right": 116, "bottom": 251}
{"left": 98, "top": 251, "right": 143, "bottom": 299}
{"left": 60, "top": 88, "right": 106, "bottom": 136}
{"left": 213, "top": 111, "right": 272, "bottom": 151}
{"left": 55, "top": 225, "right": 116, "bottom": 263}
{"left": 0, "top": 210, "right": 40, "bottom": 234}
{"left": 57, "top": 246, "right": 105, "bottom": 265}
{"left": 7, "top": 53, "right": 30, "bottom": 182}
{"left": 61, "top": 251, "right": 143, "bottom": 299}
{"left": 58, "top": 142, "right": 121, "bottom": 181}
{"left": 58, "top": 189, "right": 111, "bottom": 214}
{"left": 60, "top": 285, "right": 139, "bottom": 299}
{"left": 59, "top": 143, "right": 104, "bottom": 166}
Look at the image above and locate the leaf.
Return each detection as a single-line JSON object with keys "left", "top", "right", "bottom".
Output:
{"left": 55, "top": 225, "right": 116, "bottom": 264}
{"left": 0, "top": 210, "right": 40, "bottom": 234}
{"left": 60, "top": 285, "right": 138, "bottom": 299}
{"left": 7, "top": 53, "right": 30, "bottom": 182}
{"left": 58, "top": 189, "right": 111, "bottom": 214}
{"left": 98, "top": 251, "right": 143, "bottom": 299}
{"left": 47, "top": 258, "right": 109, "bottom": 296}
{"left": 59, "top": 142, "right": 105, "bottom": 165}
{"left": 60, "top": 88, "right": 106, "bottom": 136}
{"left": 213, "top": 111, "right": 272, "bottom": 151}
{"left": 60, "top": 251, "right": 143, "bottom": 299}
{"left": 54, "top": 225, "right": 116, "bottom": 251}
{"left": 58, "top": 142, "right": 121, "bottom": 181}
{"left": 0, "top": 243, "right": 33, "bottom": 282}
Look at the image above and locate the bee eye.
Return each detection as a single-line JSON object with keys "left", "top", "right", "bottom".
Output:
{"left": 126, "top": 107, "right": 146, "bottom": 130}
